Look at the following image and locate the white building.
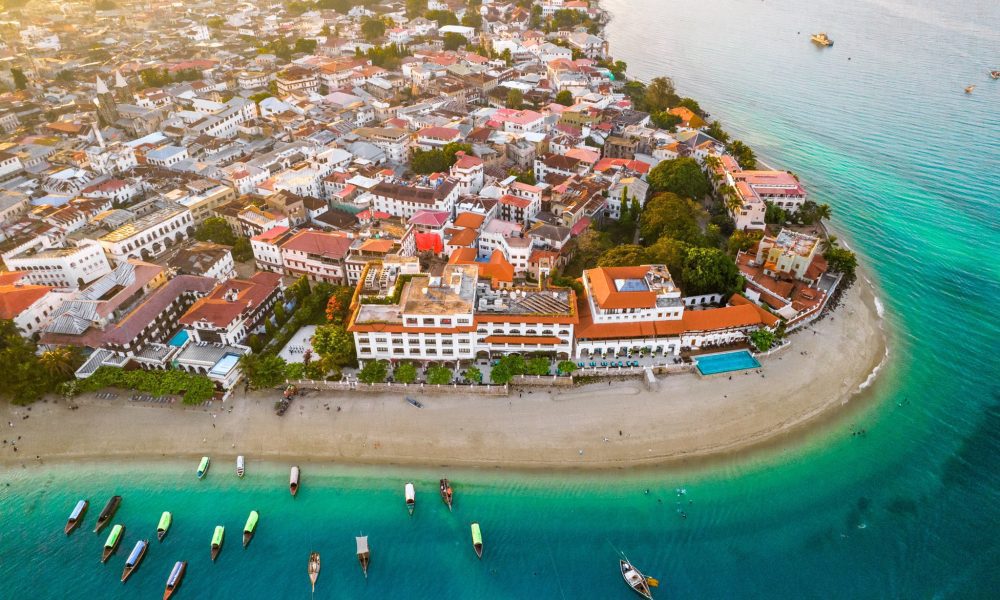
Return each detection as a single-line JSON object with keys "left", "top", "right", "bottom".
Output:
{"left": 3, "top": 240, "right": 112, "bottom": 288}
{"left": 370, "top": 179, "right": 459, "bottom": 220}
{"left": 98, "top": 205, "right": 194, "bottom": 263}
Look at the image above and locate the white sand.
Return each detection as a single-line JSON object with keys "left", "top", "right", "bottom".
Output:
{"left": 0, "top": 281, "right": 887, "bottom": 470}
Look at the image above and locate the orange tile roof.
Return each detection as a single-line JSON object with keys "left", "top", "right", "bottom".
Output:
{"left": 0, "top": 282, "right": 51, "bottom": 319}
{"left": 584, "top": 266, "right": 658, "bottom": 310}
{"left": 281, "top": 229, "right": 352, "bottom": 259}
{"left": 358, "top": 238, "right": 395, "bottom": 254}
{"left": 447, "top": 228, "right": 478, "bottom": 247}
{"left": 453, "top": 211, "right": 485, "bottom": 229}
{"left": 179, "top": 271, "right": 282, "bottom": 328}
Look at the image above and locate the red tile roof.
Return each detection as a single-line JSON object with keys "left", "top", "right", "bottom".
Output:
{"left": 179, "top": 272, "right": 282, "bottom": 328}
{"left": 280, "top": 230, "right": 352, "bottom": 259}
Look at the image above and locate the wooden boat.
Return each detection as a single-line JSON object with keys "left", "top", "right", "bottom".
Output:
{"left": 991, "top": 70, "right": 1000, "bottom": 80}
{"left": 405, "top": 396, "right": 424, "bottom": 408}
{"left": 405, "top": 482, "right": 415, "bottom": 516}
{"left": 236, "top": 455, "right": 245, "bottom": 478}
{"left": 94, "top": 495, "right": 122, "bottom": 533}
{"left": 157, "top": 511, "right": 172, "bottom": 542}
{"left": 121, "top": 539, "right": 149, "bottom": 583}
{"left": 308, "top": 551, "right": 321, "bottom": 593}
{"left": 210, "top": 525, "right": 225, "bottom": 561}
{"left": 65, "top": 499, "right": 88, "bottom": 535}
{"left": 965, "top": 85, "right": 976, "bottom": 94}
{"left": 197, "top": 456, "right": 210, "bottom": 479}
{"left": 356, "top": 536, "right": 370, "bottom": 578}
{"left": 163, "top": 561, "right": 187, "bottom": 600}
{"left": 471, "top": 522, "right": 483, "bottom": 559}
{"left": 810, "top": 32, "right": 833, "bottom": 47}
{"left": 439, "top": 478, "right": 453, "bottom": 511}
{"left": 243, "top": 511, "right": 258, "bottom": 548}
{"left": 290, "top": 465, "right": 300, "bottom": 497}
{"left": 620, "top": 559, "right": 655, "bottom": 600}
{"left": 101, "top": 524, "right": 125, "bottom": 563}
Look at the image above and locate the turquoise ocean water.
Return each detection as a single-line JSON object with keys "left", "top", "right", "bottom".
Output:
{"left": 2, "top": 0, "right": 999, "bottom": 596}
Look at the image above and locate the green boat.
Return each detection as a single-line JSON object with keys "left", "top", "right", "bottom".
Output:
{"left": 157, "top": 511, "right": 172, "bottom": 542}
{"left": 471, "top": 522, "right": 483, "bottom": 559}
{"left": 197, "top": 456, "right": 210, "bottom": 479}
{"left": 101, "top": 524, "right": 125, "bottom": 563}
{"left": 242, "top": 511, "right": 258, "bottom": 548}
{"left": 211, "top": 525, "right": 225, "bottom": 561}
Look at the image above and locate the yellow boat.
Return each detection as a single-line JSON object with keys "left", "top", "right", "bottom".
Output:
{"left": 811, "top": 32, "right": 834, "bottom": 47}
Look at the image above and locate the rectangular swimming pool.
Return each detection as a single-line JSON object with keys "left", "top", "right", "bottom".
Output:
{"left": 695, "top": 350, "right": 761, "bottom": 375}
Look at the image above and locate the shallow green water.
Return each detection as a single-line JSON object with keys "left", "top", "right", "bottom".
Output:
{"left": 2, "top": 0, "right": 999, "bottom": 597}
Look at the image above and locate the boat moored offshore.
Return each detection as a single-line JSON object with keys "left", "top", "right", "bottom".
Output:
{"left": 440, "top": 478, "right": 453, "bottom": 511}
{"left": 157, "top": 511, "right": 172, "bottom": 542}
{"left": 210, "top": 525, "right": 225, "bottom": 561}
{"left": 163, "top": 561, "right": 187, "bottom": 600}
{"left": 94, "top": 495, "right": 122, "bottom": 533}
{"left": 811, "top": 32, "right": 834, "bottom": 47}
{"left": 620, "top": 559, "right": 657, "bottom": 599}
{"left": 197, "top": 456, "right": 210, "bottom": 479}
{"left": 101, "top": 524, "right": 125, "bottom": 563}
{"left": 121, "top": 539, "right": 149, "bottom": 582}
{"left": 243, "top": 511, "right": 258, "bottom": 548}
{"left": 405, "top": 482, "right": 415, "bottom": 516}
{"left": 236, "top": 455, "right": 245, "bottom": 478}
{"left": 356, "top": 536, "right": 370, "bottom": 578}
{"left": 471, "top": 522, "right": 483, "bottom": 559}
{"left": 308, "top": 551, "right": 321, "bottom": 593}
{"left": 65, "top": 499, "right": 89, "bottom": 535}
{"left": 290, "top": 466, "right": 300, "bottom": 497}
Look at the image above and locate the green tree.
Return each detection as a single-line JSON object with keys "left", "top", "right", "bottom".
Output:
{"left": 294, "top": 38, "right": 318, "bottom": 54}
{"left": 249, "top": 91, "right": 272, "bottom": 104}
{"left": 239, "top": 353, "right": 289, "bottom": 389}
{"left": 194, "top": 216, "right": 237, "bottom": 245}
{"left": 650, "top": 111, "right": 682, "bottom": 131}
{"left": 648, "top": 157, "right": 711, "bottom": 200}
{"left": 525, "top": 357, "right": 550, "bottom": 376}
{"left": 426, "top": 365, "right": 453, "bottom": 385}
{"left": 311, "top": 324, "right": 356, "bottom": 366}
{"left": 11, "top": 68, "right": 28, "bottom": 90}
{"left": 508, "top": 168, "right": 536, "bottom": 185}
{"left": 726, "top": 230, "right": 763, "bottom": 255}
{"left": 597, "top": 244, "right": 648, "bottom": 267}
{"left": 357, "top": 360, "right": 388, "bottom": 384}
{"left": 405, "top": 0, "right": 426, "bottom": 18}
{"left": 556, "top": 360, "right": 577, "bottom": 376}
{"left": 38, "top": 346, "right": 83, "bottom": 379}
{"left": 764, "top": 201, "right": 788, "bottom": 225}
{"left": 411, "top": 142, "right": 473, "bottom": 174}
{"left": 555, "top": 89, "right": 573, "bottom": 106}
{"left": 564, "top": 227, "right": 612, "bottom": 276}
{"left": 795, "top": 200, "right": 832, "bottom": 225}
{"left": 645, "top": 236, "right": 690, "bottom": 281}
{"left": 54, "top": 70, "right": 74, "bottom": 83}
{"left": 706, "top": 121, "right": 730, "bottom": 144}
{"left": 463, "top": 366, "right": 483, "bottom": 383}
{"left": 394, "top": 362, "right": 417, "bottom": 384}
{"left": 726, "top": 139, "right": 758, "bottom": 169}
{"left": 442, "top": 32, "right": 467, "bottom": 51}
{"left": 749, "top": 328, "right": 776, "bottom": 351}
{"left": 206, "top": 16, "right": 225, "bottom": 29}
{"left": 639, "top": 192, "right": 705, "bottom": 245}
{"left": 461, "top": 11, "right": 482, "bottom": 28}
{"left": 681, "top": 247, "right": 742, "bottom": 296}
{"left": 139, "top": 67, "right": 171, "bottom": 88}
{"left": 824, "top": 247, "right": 858, "bottom": 277}
{"left": 425, "top": 9, "right": 459, "bottom": 26}
{"left": 676, "top": 97, "right": 705, "bottom": 117}
{"left": 361, "top": 17, "right": 386, "bottom": 41}
{"left": 232, "top": 237, "right": 253, "bottom": 262}
{"left": 643, "top": 76, "right": 679, "bottom": 113}
{"left": 505, "top": 88, "right": 524, "bottom": 109}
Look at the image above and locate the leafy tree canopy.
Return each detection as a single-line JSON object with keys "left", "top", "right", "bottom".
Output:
{"left": 648, "top": 157, "right": 711, "bottom": 200}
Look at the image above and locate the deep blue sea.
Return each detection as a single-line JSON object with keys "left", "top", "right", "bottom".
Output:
{"left": 2, "top": 0, "right": 999, "bottom": 597}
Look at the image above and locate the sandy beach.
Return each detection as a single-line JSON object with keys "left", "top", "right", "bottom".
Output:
{"left": 0, "top": 280, "right": 888, "bottom": 471}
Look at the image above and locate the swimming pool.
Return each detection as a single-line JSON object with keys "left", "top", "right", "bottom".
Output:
{"left": 695, "top": 350, "right": 761, "bottom": 375}
{"left": 167, "top": 330, "right": 189, "bottom": 347}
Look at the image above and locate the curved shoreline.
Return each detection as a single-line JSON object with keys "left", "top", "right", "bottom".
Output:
{"left": 0, "top": 276, "right": 889, "bottom": 472}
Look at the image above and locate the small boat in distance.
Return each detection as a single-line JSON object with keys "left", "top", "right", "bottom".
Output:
{"left": 356, "top": 535, "right": 370, "bottom": 578}
{"left": 440, "top": 478, "right": 453, "bottom": 511}
{"left": 290, "top": 466, "right": 300, "bottom": 497}
{"left": 991, "top": 70, "right": 1000, "bottom": 80}
{"left": 965, "top": 85, "right": 976, "bottom": 94}
{"left": 101, "top": 524, "right": 125, "bottom": 563}
{"left": 210, "top": 525, "right": 225, "bottom": 561}
{"left": 811, "top": 32, "right": 833, "bottom": 47}
{"left": 65, "top": 499, "right": 88, "bottom": 535}
{"left": 406, "top": 396, "right": 424, "bottom": 408}
{"left": 308, "top": 551, "right": 321, "bottom": 594}
{"left": 471, "top": 522, "right": 483, "bottom": 559}
{"left": 405, "top": 482, "right": 415, "bottom": 516}
{"left": 243, "top": 511, "right": 258, "bottom": 548}
{"left": 157, "top": 511, "right": 172, "bottom": 542}
{"left": 620, "top": 559, "right": 656, "bottom": 600}
{"left": 94, "top": 495, "right": 122, "bottom": 533}
{"left": 197, "top": 456, "right": 210, "bottom": 479}
{"left": 121, "top": 539, "right": 149, "bottom": 583}
{"left": 236, "top": 455, "right": 245, "bottom": 478}
{"left": 163, "top": 561, "right": 187, "bottom": 600}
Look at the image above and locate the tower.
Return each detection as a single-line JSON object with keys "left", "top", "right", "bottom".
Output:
{"left": 113, "top": 70, "right": 132, "bottom": 102}
{"left": 94, "top": 75, "right": 119, "bottom": 126}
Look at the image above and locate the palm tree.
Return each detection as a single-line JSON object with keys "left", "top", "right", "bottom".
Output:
{"left": 815, "top": 203, "right": 832, "bottom": 222}
{"left": 39, "top": 347, "right": 80, "bottom": 379}
{"left": 822, "top": 235, "right": 839, "bottom": 252}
